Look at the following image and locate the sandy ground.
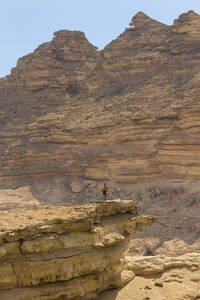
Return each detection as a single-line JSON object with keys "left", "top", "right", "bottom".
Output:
{"left": 98, "top": 268, "right": 200, "bottom": 300}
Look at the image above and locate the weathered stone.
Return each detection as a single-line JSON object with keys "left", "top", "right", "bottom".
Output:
{"left": 0, "top": 263, "right": 17, "bottom": 290}
{"left": 70, "top": 182, "right": 84, "bottom": 193}
{"left": 99, "top": 252, "right": 200, "bottom": 300}
{"left": 113, "top": 270, "right": 135, "bottom": 288}
{"left": 125, "top": 253, "right": 200, "bottom": 275}
{"left": 155, "top": 237, "right": 200, "bottom": 256}
{"left": 1, "top": 10, "right": 200, "bottom": 244}
{"left": 0, "top": 242, "right": 20, "bottom": 259}
{"left": 0, "top": 200, "right": 154, "bottom": 299}
{"left": 85, "top": 167, "right": 111, "bottom": 180}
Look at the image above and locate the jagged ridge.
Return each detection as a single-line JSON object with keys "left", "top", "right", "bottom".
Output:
{"left": 0, "top": 11, "right": 200, "bottom": 244}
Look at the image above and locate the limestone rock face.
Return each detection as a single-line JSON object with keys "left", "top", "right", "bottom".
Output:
{"left": 1, "top": 11, "right": 200, "bottom": 242}
{"left": 8, "top": 30, "right": 98, "bottom": 96}
{"left": 126, "top": 253, "right": 200, "bottom": 276}
{"left": 70, "top": 182, "right": 84, "bottom": 193}
{"left": 98, "top": 252, "right": 200, "bottom": 300}
{"left": 0, "top": 200, "right": 154, "bottom": 299}
{"left": 155, "top": 237, "right": 200, "bottom": 256}
{"left": 128, "top": 237, "right": 200, "bottom": 257}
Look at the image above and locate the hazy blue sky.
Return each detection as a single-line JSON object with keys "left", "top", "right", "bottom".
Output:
{"left": 0, "top": 0, "right": 200, "bottom": 77}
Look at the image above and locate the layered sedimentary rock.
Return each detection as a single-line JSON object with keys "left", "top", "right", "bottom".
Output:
{"left": 0, "top": 11, "right": 200, "bottom": 241}
{"left": 0, "top": 200, "right": 154, "bottom": 299}
{"left": 128, "top": 237, "right": 200, "bottom": 256}
{"left": 98, "top": 253, "right": 200, "bottom": 300}
{"left": 126, "top": 253, "right": 200, "bottom": 276}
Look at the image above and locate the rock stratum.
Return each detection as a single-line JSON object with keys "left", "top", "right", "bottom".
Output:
{"left": 0, "top": 200, "right": 154, "bottom": 299}
{"left": 0, "top": 10, "right": 200, "bottom": 242}
{"left": 99, "top": 253, "right": 200, "bottom": 300}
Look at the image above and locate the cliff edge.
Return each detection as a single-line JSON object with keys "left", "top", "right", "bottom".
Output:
{"left": 0, "top": 10, "right": 200, "bottom": 243}
{"left": 0, "top": 200, "right": 154, "bottom": 300}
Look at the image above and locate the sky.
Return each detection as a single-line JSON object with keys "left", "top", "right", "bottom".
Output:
{"left": 0, "top": 0, "right": 200, "bottom": 77}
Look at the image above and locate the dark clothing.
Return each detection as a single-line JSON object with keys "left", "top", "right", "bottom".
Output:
{"left": 102, "top": 185, "right": 108, "bottom": 200}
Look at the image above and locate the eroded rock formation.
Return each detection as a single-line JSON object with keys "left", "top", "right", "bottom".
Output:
{"left": 0, "top": 10, "right": 200, "bottom": 242}
{"left": 98, "top": 253, "right": 200, "bottom": 300}
{"left": 128, "top": 237, "right": 200, "bottom": 256}
{"left": 0, "top": 200, "right": 154, "bottom": 299}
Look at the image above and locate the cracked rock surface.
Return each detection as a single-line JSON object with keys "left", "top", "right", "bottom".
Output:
{"left": 0, "top": 200, "right": 154, "bottom": 299}
{"left": 98, "top": 253, "right": 200, "bottom": 300}
{"left": 0, "top": 10, "right": 200, "bottom": 243}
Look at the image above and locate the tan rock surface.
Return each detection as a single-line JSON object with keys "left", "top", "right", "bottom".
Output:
{"left": 98, "top": 252, "right": 200, "bottom": 300}
{"left": 128, "top": 237, "right": 200, "bottom": 256}
{"left": 70, "top": 182, "right": 84, "bottom": 193}
{"left": 125, "top": 253, "right": 200, "bottom": 275}
{"left": 0, "top": 200, "right": 154, "bottom": 299}
{"left": 1, "top": 10, "right": 200, "bottom": 243}
{"left": 128, "top": 237, "right": 161, "bottom": 256}
{"left": 155, "top": 237, "right": 200, "bottom": 256}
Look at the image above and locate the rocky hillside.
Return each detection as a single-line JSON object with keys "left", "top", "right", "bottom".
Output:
{"left": 0, "top": 200, "right": 154, "bottom": 300}
{"left": 0, "top": 10, "right": 200, "bottom": 242}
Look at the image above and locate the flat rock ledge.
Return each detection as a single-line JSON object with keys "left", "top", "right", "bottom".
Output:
{"left": 0, "top": 200, "right": 154, "bottom": 300}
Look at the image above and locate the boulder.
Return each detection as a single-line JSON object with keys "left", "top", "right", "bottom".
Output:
{"left": 71, "top": 182, "right": 84, "bottom": 193}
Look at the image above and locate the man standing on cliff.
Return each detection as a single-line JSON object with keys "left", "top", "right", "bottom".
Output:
{"left": 101, "top": 183, "right": 108, "bottom": 200}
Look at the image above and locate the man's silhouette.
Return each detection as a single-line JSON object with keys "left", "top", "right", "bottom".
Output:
{"left": 101, "top": 183, "right": 108, "bottom": 200}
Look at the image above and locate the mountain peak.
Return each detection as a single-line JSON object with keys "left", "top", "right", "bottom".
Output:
{"left": 133, "top": 11, "right": 150, "bottom": 20}
{"left": 130, "top": 11, "right": 165, "bottom": 28}
{"left": 174, "top": 10, "right": 199, "bottom": 24}
{"left": 53, "top": 30, "right": 86, "bottom": 39}
{"left": 173, "top": 10, "right": 200, "bottom": 33}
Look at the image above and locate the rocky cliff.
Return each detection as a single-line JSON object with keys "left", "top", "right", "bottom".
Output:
{"left": 99, "top": 253, "right": 200, "bottom": 300}
{"left": 0, "top": 10, "right": 200, "bottom": 242}
{"left": 0, "top": 200, "right": 154, "bottom": 299}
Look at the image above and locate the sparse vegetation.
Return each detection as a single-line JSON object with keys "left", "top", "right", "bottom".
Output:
{"left": 54, "top": 218, "right": 64, "bottom": 224}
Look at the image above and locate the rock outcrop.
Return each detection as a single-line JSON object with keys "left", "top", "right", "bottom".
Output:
{"left": 98, "top": 252, "right": 200, "bottom": 300}
{"left": 0, "top": 200, "right": 154, "bottom": 299}
{"left": 155, "top": 237, "right": 200, "bottom": 256}
{"left": 0, "top": 10, "right": 200, "bottom": 242}
{"left": 128, "top": 237, "right": 200, "bottom": 256}
{"left": 126, "top": 253, "right": 200, "bottom": 276}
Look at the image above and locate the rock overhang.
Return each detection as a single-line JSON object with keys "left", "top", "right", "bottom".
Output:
{"left": 0, "top": 200, "right": 155, "bottom": 299}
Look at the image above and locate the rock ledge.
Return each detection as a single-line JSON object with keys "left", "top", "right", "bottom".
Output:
{"left": 0, "top": 200, "right": 154, "bottom": 300}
